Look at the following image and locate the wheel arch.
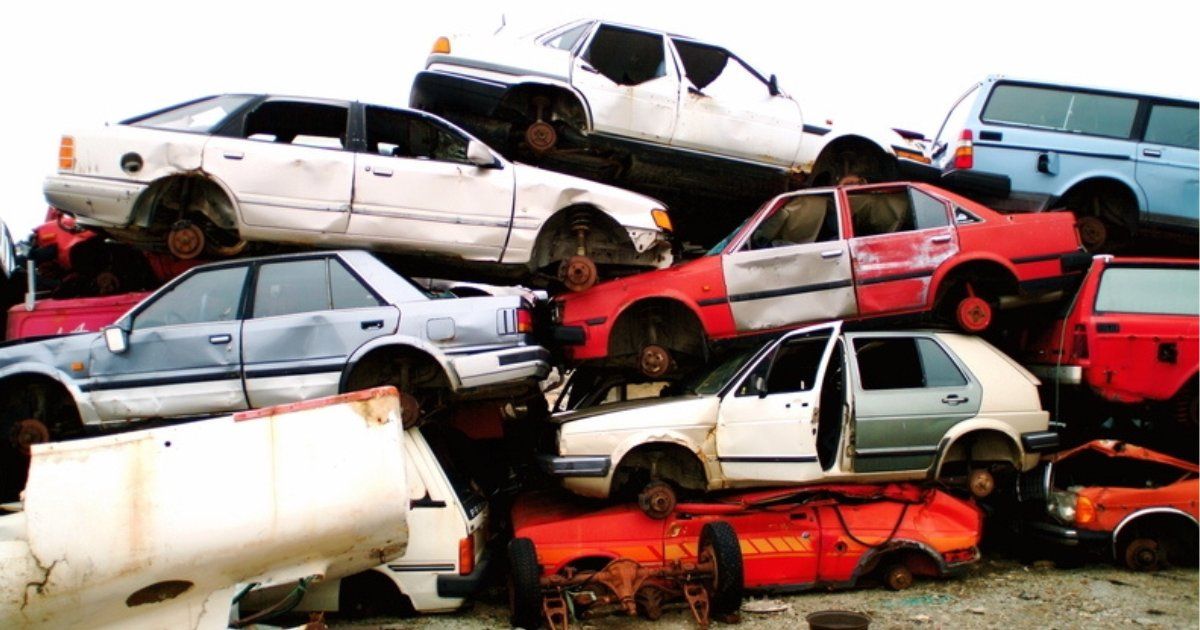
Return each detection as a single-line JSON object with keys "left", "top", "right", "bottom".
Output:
{"left": 930, "top": 254, "right": 1022, "bottom": 307}
{"left": 853, "top": 540, "right": 947, "bottom": 582}
{"left": 0, "top": 365, "right": 98, "bottom": 426}
{"left": 130, "top": 171, "right": 242, "bottom": 233}
{"left": 809, "top": 132, "right": 899, "bottom": 185}
{"left": 610, "top": 437, "right": 708, "bottom": 495}
{"left": 934, "top": 422, "right": 1025, "bottom": 477}
{"left": 606, "top": 295, "right": 708, "bottom": 360}
{"left": 499, "top": 80, "right": 593, "bottom": 130}
{"left": 529, "top": 203, "right": 633, "bottom": 271}
{"left": 341, "top": 338, "right": 459, "bottom": 393}
{"left": 1111, "top": 508, "right": 1199, "bottom": 560}
{"left": 1052, "top": 174, "right": 1146, "bottom": 214}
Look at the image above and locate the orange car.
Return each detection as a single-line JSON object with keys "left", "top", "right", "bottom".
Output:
{"left": 1019, "top": 440, "right": 1198, "bottom": 570}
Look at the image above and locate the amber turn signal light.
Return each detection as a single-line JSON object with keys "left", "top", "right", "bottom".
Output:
{"left": 58, "top": 136, "right": 75, "bottom": 171}
{"left": 651, "top": 209, "right": 673, "bottom": 232}
{"left": 432, "top": 36, "right": 451, "bottom": 54}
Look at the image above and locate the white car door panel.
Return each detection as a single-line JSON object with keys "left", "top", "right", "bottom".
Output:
{"left": 571, "top": 25, "right": 677, "bottom": 141}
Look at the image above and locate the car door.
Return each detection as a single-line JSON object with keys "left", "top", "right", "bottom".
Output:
{"left": 846, "top": 333, "right": 981, "bottom": 474}
{"left": 846, "top": 186, "right": 958, "bottom": 316}
{"left": 570, "top": 24, "right": 678, "bottom": 142}
{"left": 722, "top": 192, "right": 857, "bottom": 332}
{"left": 240, "top": 256, "right": 399, "bottom": 408}
{"left": 348, "top": 106, "right": 515, "bottom": 262}
{"left": 668, "top": 39, "right": 803, "bottom": 167}
{"left": 715, "top": 323, "right": 840, "bottom": 483}
{"left": 203, "top": 98, "right": 354, "bottom": 234}
{"left": 1135, "top": 101, "right": 1199, "bottom": 228}
{"left": 87, "top": 264, "right": 250, "bottom": 420}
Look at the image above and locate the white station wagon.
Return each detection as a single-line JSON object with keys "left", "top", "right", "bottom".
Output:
{"left": 43, "top": 94, "right": 674, "bottom": 291}
{"left": 540, "top": 322, "right": 1059, "bottom": 517}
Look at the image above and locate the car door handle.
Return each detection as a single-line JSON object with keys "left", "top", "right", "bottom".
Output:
{"left": 209, "top": 334, "right": 232, "bottom": 345}
{"left": 1142, "top": 148, "right": 1162, "bottom": 158}
{"left": 820, "top": 249, "right": 842, "bottom": 259}
{"left": 930, "top": 234, "right": 952, "bottom": 244}
{"left": 222, "top": 151, "right": 244, "bottom": 160}
{"left": 580, "top": 61, "right": 599, "bottom": 74}
{"left": 371, "top": 167, "right": 393, "bottom": 177}
{"left": 361, "top": 320, "right": 384, "bottom": 330}
{"left": 941, "top": 394, "right": 969, "bottom": 406}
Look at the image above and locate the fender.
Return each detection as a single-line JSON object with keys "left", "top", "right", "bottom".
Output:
{"left": 0, "top": 362, "right": 101, "bottom": 426}
{"left": 933, "top": 418, "right": 1024, "bottom": 477}
{"left": 1110, "top": 507, "right": 1199, "bottom": 558}
{"left": 130, "top": 170, "right": 243, "bottom": 233}
{"left": 813, "top": 127, "right": 918, "bottom": 166}
{"left": 598, "top": 293, "right": 710, "bottom": 358}
{"left": 341, "top": 334, "right": 462, "bottom": 392}
{"left": 927, "top": 252, "right": 1021, "bottom": 308}
{"left": 851, "top": 540, "right": 949, "bottom": 581}
{"left": 499, "top": 78, "right": 595, "bottom": 131}
{"left": 1052, "top": 172, "right": 1147, "bottom": 213}
{"left": 608, "top": 434, "right": 710, "bottom": 492}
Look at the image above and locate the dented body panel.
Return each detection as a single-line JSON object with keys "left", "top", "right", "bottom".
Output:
{"left": 0, "top": 387, "right": 409, "bottom": 629}
{"left": 554, "top": 182, "right": 1084, "bottom": 365}
{"left": 511, "top": 484, "right": 981, "bottom": 592}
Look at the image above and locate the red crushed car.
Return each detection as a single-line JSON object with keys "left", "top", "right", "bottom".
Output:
{"left": 5, "top": 292, "right": 150, "bottom": 341}
{"left": 551, "top": 182, "right": 1086, "bottom": 376}
{"left": 1023, "top": 256, "right": 1198, "bottom": 425}
{"left": 508, "top": 484, "right": 980, "bottom": 626}
{"left": 1018, "top": 440, "right": 1198, "bottom": 571}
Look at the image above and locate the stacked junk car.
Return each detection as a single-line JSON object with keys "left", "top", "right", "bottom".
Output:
{"left": 2, "top": 15, "right": 1198, "bottom": 630}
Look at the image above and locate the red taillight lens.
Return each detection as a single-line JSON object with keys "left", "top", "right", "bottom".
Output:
{"left": 953, "top": 129, "right": 973, "bottom": 170}
{"left": 517, "top": 308, "right": 534, "bottom": 334}
{"left": 458, "top": 536, "right": 475, "bottom": 576}
{"left": 1071, "top": 323, "right": 1089, "bottom": 360}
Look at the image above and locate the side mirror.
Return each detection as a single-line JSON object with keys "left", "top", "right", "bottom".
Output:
{"left": 103, "top": 326, "right": 128, "bottom": 354}
{"left": 755, "top": 376, "right": 768, "bottom": 398}
{"left": 466, "top": 140, "right": 498, "bottom": 168}
{"left": 768, "top": 74, "right": 780, "bottom": 97}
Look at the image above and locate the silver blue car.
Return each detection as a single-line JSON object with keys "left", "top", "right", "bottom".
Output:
{"left": 916, "top": 75, "right": 1198, "bottom": 251}
{"left": 0, "top": 250, "right": 549, "bottom": 498}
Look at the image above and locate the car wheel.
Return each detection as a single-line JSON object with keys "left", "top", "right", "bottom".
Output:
{"left": 637, "top": 480, "right": 677, "bottom": 519}
{"left": 882, "top": 563, "right": 914, "bottom": 591}
{"left": 699, "top": 521, "right": 744, "bottom": 618}
{"left": 1122, "top": 537, "right": 1164, "bottom": 572}
{"left": 638, "top": 344, "right": 672, "bottom": 378}
{"left": 938, "top": 280, "right": 997, "bottom": 334}
{"left": 1061, "top": 188, "right": 1135, "bottom": 253}
{"left": 508, "top": 537, "right": 544, "bottom": 629}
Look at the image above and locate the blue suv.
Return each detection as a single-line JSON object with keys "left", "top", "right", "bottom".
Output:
{"left": 917, "top": 75, "right": 1198, "bottom": 251}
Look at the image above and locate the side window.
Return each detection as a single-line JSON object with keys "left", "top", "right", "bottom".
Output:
{"left": 243, "top": 101, "right": 349, "bottom": 149}
{"left": 330, "top": 260, "right": 382, "bottom": 309}
{"left": 365, "top": 106, "right": 469, "bottom": 164}
{"left": 672, "top": 40, "right": 769, "bottom": 100}
{"left": 853, "top": 337, "right": 966, "bottom": 390}
{"left": 982, "top": 84, "right": 1137, "bottom": 139}
{"left": 583, "top": 25, "right": 666, "bottom": 86}
{"left": 1143, "top": 104, "right": 1199, "bottom": 149}
{"left": 133, "top": 266, "right": 247, "bottom": 329}
{"left": 911, "top": 188, "right": 951, "bottom": 230}
{"left": 543, "top": 22, "right": 591, "bottom": 51}
{"left": 954, "top": 207, "right": 982, "bottom": 224}
{"left": 849, "top": 191, "right": 915, "bottom": 237}
{"left": 746, "top": 193, "right": 839, "bottom": 249}
{"left": 253, "top": 259, "right": 332, "bottom": 318}
{"left": 737, "top": 330, "right": 832, "bottom": 396}
{"left": 1095, "top": 266, "right": 1200, "bottom": 315}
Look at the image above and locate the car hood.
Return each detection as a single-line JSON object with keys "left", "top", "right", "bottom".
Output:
{"left": 551, "top": 394, "right": 718, "bottom": 430}
{"left": 1048, "top": 439, "right": 1198, "bottom": 472}
{"left": 512, "top": 162, "right": 665, "bottom": 231}
{"left": 0, "top": 330, "right": 98, "bottom": 373}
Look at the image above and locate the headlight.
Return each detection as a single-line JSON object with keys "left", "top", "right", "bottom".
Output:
{"left": 1047, "top": 490, "right": 1077, "bottom": 524}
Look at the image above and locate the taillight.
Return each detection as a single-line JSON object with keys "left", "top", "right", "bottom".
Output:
{"left": 458, "top": 537, "right": 475, "bottom": 576}
{"left": 1071, "top": 324, "right": 1089, "bottom": 360}
{"left": 517, "top": 308, "right": 534, "bottom": 334}
{"left": 953, "top": 129, "right": 973, "bottom": 170}
{"left": 58, "top": 136, "right": 75, "bottom": 171}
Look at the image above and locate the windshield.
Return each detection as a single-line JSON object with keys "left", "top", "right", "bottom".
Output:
{"left": 684, "top": 349, "right": 757, "bottom": 395}
{"left": 706, "top": 219, "right": 747, "bottom": 255}
{"left": 125, "top": 95, "right": 254, "bottom": 133}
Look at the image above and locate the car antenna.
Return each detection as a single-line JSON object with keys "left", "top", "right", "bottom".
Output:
{"left": 494, "top": 14, "right": 506, "bottom": 35}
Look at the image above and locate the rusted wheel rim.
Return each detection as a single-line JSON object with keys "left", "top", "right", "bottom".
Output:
{"left": 1076, "top": 216, "right": 1107, "bottom": 251}
{"left": 956, "top": 296, "right": 992, "bottom": 333}
{"left": 1125, "top": 538, "right": 1161, "bottom": 571}
{"left": 968, "top": 468, "right": 995, "bottom": 498}
{"left": 560, "top": 255, "right": 598, "bottom": 292}
{"left": 638, "top": 482, "right": 676, "bottom": 519}
{"left": 167, "top": 222, "right": 205, "bottom": 259}
{"left": 525, "top": 120, "right": 558, "bottom": 153}
{"left": 639, "top": 344, "right": 671, "bottom": 378}
{"left": 397, "top": 391, "right": 421, "bottom": 428}
{"left": 12, "top": 418, "right": 51, "bottom": 456}
{"left": 885, "top": 565, "right": 913, "bottom": 590}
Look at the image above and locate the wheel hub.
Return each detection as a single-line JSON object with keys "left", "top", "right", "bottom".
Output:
{"left": 638, "top": 481, "right": 676, "bottom": 519}
{"left": 639, "top": 344, "right": 672, "bottom": 378}
{"left": 12, "top": 418, "right": 51, "bottom": 456}
{"left": 525, "top": 120, "right": 558, "bottom": 153}
{"left": 1125, "top": 539, "right": 1161, "bottom": 571}
{"left": 559, "top": 255, "right": 598, "bottom": 292}
{"left": 968, "top": 468, "right": 995, "bottom": 498}
{"left": 1076, "top": 216, "right": 1108, "bottom": 251}
{"left": 956, "top": 296, "right": 993, "bottom": 333}
{"left": 167, "top": 221, "right": 205, "bottom": 259}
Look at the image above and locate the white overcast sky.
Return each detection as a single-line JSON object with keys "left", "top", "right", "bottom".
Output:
{"left": 1, "top": 0, "right": 1197, "bottom": 237}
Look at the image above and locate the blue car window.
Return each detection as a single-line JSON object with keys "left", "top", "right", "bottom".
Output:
{"left": 1144, "top": 104, "right": 1200, "bottom": 149}
{"left": 134, "top": 266, "right": 248, "bottom": 329}
{"left": 253, "top": 259, "right": 332, "bottom": 318}
{"left": 983, "top": 84, "right": 1137, "bottom": 139}
{"left": 331, "top": 260, "right": 382, "bottom": 309}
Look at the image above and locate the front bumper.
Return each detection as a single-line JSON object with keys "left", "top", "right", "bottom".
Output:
{"left": 43, "top": 174, "right": 145, "bottom": 226}
{"left": 538, "top": 454, "right": 612, "bottom": 477}
{"left": 435, "top": 555, "right": 491, "bottom": 598}
{"left": 451, "top": 346, "right": 551, "bottom": 391}
{"left": 1022, "top": 519, "right": 1110, "bottom": 548}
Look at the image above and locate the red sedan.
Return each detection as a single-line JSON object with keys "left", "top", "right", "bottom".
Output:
{"left": 509, "top": 483, "right": 981, "bottom": 626}
{"left": 552, "top": 182, "right": 1086, "bottom": 375}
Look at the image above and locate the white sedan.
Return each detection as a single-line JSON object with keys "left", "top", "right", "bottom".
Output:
{"left": 44, "top": 94, "right": 674, "bottom": 290}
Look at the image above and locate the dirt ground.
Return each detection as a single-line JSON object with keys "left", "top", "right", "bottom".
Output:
{"left": 323, "top": 555, "right": 1198, "bottom": 630}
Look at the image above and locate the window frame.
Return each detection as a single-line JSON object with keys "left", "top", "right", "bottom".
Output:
{"left": 130, "top": 264, "right": 250, "bottom": 330}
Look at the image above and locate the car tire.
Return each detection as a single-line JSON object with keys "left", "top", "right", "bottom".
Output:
{"left": 508, "top": 537, "right": 544, "bottom": 629}
{"left": 699, "top": 521, "right": 744, "bottom": 618}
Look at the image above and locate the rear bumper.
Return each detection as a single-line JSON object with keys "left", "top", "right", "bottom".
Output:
{"left": 43, "top": 174, "right": 144, "bottom": 226}
{"left": 1021, "top": 430, "right": 1060, "bottom": 453}
{"left": 451, "top": 346, "right": 551, "bottom": 391}
{"left": 410, "top": 70, "right": 508, "bottom": 118}
{"left": 436, "top": 555, "right": 490, "bottom": 598}
{"left": 538, "top": 454, "right": 612, "bottom": 477}
{"left": 896, "top": 159, "right": 1012, "bottom": 198}
{"left": 1026, "top": 364, "right": 1083, "bottom": 385}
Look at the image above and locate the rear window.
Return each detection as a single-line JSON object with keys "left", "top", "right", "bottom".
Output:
{"left": 983, "top": 84, "right": 1138, "bottom": 139}
{"left": 1144, "top": 103, "right": 1200, "bottom": 149}
{"left": 419, "top": 424, "right": 488, "bottom": 519}
{"left": 1095, "top": 266, "right": 1199, "bottom": 315}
